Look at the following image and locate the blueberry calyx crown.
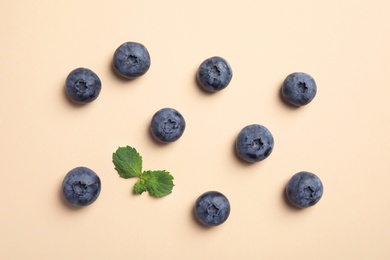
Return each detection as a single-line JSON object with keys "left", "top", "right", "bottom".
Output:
{"left": 126, "top": 54, "right": 140, "bottom": 66}
{"left": 74, "top": 80, "right": 88, "bottom": 93}
{"left": 297, "top": 81, "right": 308, "bottom": 93}
{"left": 208, "top": 65, "right": 221, "bottom": 78}
{"left": 163, "top": 119, "right": 179, "bottom": 133}
{"left": 72, "top": 181, "right": 88, "bottom": 196}
{"left": 207, "top": 204, "right": 220, "bottom": 217}
{"left": 250, "top": 138, "right": 264, "bottom": 150}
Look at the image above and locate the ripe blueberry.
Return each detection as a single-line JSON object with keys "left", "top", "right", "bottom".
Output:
{"left": 65, "top": 67, "right": 102, "bottom": 104}
{"left": 281, "top": 72, "right": 317, "bottom": 106}
{"left": 62, "top": 167, "right": 101, "bottom": 207}
{"left": 286, "top": 171, "right": 323, "bottom": 208}
{"left": 236, "top": 124, "right": 274, "bottom": 163}
{"left": 113, "top": 42, "right": 151, "bottom": 79}
{"left": 194, "top": 191, "right": 230, "bottom": 227}
{"left": 150, "top": 108, "right": 186, "bottom": 143}
{"left": 197, "top": 56, "right": 232, "bottom": 92}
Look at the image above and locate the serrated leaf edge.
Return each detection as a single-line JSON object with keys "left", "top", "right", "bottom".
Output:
{"left": 113, "top": 145, "right": 175, "bottom": 198}
{"left": 142, "top": 170, "right": 174, "bottom": 198}
{"left": 112, "top": 146, "right": 143, "bottom": 178}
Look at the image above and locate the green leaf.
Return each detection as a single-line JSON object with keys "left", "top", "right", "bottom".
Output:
{"left": 112, "top": 146, "right": 143, "bottom": 178}
{"left": 141, "top": 170, "right": 174, "bottom": 197}
{"left": 133, "top": 179, "right": 147, "bottom": 195}
{"left": 112, "top": 145, "right": 175, "bottom": 198}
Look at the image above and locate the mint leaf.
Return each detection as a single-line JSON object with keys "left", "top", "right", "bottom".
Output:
{"left": 112, "top": 145, "right": 175, "bottom": 198}
{"left": 112, "top": 146, "right": 143, "bottom": 178}
{"left": 133, "top": 179, "right": 147, "bottom": 195}
{"left": 142, "top": 170, "right": 174, "bottom": 197}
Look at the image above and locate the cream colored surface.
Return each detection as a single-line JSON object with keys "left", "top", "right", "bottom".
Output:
{"left": 1, "top": 1, "right": 390, "bottom": 259}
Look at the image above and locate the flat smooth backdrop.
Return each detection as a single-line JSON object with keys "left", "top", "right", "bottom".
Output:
{"left": 1, "top": 1, "right": 390, "bottom": 259}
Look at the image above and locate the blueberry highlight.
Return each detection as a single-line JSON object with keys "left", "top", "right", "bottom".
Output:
{"left": 113, "top": 42, "right": 151, "bottom": 79}
{"left": 281, "top": 72, "right": 317, "bottom": 106}
{"left": 236, "top": 124, "right": 274, "bottom": 163}
{"left": 150, "top": 108, "right": 186, "bottom": 143}
{"left": 65, "top": 68, "right": 102, "bottom": 104}
{"left": 286, "top": 171, "right": 323, "bottom": 208}
{"left": 62, "top": 167, "right": 101, "bottom": 207}
{"left": 194, "top": 191, "right": 230, "bottom": 227}
{"left": 197, "top": 56, "right": 232, "bottom": 92}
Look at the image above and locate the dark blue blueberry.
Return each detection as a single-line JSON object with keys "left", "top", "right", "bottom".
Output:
{"left": 113, "top": 42, "right": 151, "bottom": 79}
{"left": 65, "top": 68, "right": 102, "bottom": 104}
{"left": 194, "top": 191, "right": 230, "bottom": 227}
{"left": 286, "top": 171, "right": 323, "bottom": 208}
{"left": 62, "top": 167, "right": 101, "bottom": 207}
{"left": 150, "top": 108, "right": 186, "bottom": 143}
{"left": 197, "top": 56, "right": 232, "bottom": 92}
{"left": 281, "top": 72, "right": 317, "bottom": 106}
{"left": 236, "top": 124, "right": 274, "bottom": 163}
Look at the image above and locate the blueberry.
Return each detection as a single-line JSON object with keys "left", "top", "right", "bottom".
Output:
{"left": 194, "top": 191, "right": 230, "bottom": 227}
{"left": 235, "top": 124, "right": 274, "bottom": 163}
{"left": 150, "top": 108, "right": 186, "bottom": 143}
{"left": 197, "top": 56, "right": 232, "bottom": 92}
{"left": 281, "top": 72, "right": 317, "bottom": 106}
{"left": 62, "top": 167, "right": 101, "bottom": 207}
{"left": 65, "top": 68, "right": 102, "bottom": 104}
{"left": 286, "top": 171, "right": 323, "bottom": 208}
{"left": 113, "top": 42, "right": 151, "bottom": 79}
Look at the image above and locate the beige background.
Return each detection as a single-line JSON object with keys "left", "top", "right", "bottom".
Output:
{"left": 1, "top": 0, "right": 390, "bottom": 259}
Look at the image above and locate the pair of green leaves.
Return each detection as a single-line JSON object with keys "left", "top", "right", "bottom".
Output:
{"left": 112, "top": 146, "right": 174, "bottom": 198}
